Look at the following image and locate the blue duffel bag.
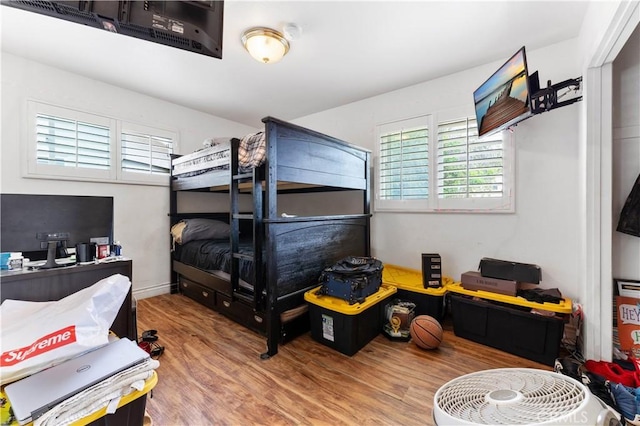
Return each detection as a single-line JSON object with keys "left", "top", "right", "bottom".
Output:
{"left": 316, "top": 256, "right": 384, "bottom": 304}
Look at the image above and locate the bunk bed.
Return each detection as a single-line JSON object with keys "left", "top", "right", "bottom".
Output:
{"left": 169, "top": 117, "right": 371, "bottom": 358}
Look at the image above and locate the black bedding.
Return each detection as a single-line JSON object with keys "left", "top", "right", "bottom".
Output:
{"left": 174, "top": 239, "right": 256, "bottom": 285}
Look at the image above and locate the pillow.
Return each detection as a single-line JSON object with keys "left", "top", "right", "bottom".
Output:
{"left": 171, "top": 218, "right": 230, "bottom": 245}
{"left": 170, "top": 221, "right": 188, "bottom": 245}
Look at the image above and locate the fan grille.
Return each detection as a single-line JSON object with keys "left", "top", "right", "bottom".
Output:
{"left": 435, "top": 368, "right": 587, "bottom": 424}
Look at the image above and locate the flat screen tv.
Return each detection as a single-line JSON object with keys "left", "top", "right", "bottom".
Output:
{"left": 0, "top": 194, "right": 113, "bottom": 263}
{"left": 3, "top": 0, "right": 224, "bottom": 59}
{"left": 473, "top": 46, "right": 533, "bottom": 138}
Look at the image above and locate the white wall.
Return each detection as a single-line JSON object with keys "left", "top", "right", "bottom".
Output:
{"left": 293, "top": 39, "right": 583, "bottom": 299}
{"left": 612, "top": 24, "right": 640, "bottom": 280}
{"left": 1, "top": 53, "right": 256, "bottom": 298}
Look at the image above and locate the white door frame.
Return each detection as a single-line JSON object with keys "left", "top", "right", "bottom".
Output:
{"left": 583, "top": 1, "right": 639, "bottom": 361}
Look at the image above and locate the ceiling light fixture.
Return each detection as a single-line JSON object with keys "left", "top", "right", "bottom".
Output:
{"left": 241, "top": 27, "right": 290, "bottom": 64}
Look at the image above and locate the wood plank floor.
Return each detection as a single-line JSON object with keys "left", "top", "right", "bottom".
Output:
{"left": 136, "top": 294, "right": 551, "bottom": 426}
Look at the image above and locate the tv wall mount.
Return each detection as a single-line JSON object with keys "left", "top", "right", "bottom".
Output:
{"left": 529, "top": 72, "right": 583, "bottom": 115}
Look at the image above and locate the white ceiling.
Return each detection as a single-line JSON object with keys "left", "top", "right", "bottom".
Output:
{"left": 1, "top": 1, "right": 590, "bottom": 127}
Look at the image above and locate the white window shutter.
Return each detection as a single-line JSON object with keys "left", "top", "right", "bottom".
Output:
{"left": 27, "top": 101, "right": 175, "bottom": 186}
{"left": 376, "top": 112, "right": 513, "bottom": 213}
{"left": 437, "top": 117, "right": 504, "bottom": 199}
{"left": 121, "top": 131, "right": 173, "bottom": 175}
{"left": 379, "top": 126, "right": 429, "bottom": 200}
{"left": 36, "top": 114, "right": 111, "bottom": 170}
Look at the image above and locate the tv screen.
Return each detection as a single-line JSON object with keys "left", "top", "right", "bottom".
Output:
{"left": 3, "top": 0, "right": 224, "bottom": 59}
{"left": 0, "top": 194, "right": 113, "bottom": 261}
{"left": 473, "top": 46, "right": 533, "bottom": 137}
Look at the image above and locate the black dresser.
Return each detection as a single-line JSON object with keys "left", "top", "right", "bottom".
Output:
{"left": 0, "top": 260, "right": 135, "bottom": 340}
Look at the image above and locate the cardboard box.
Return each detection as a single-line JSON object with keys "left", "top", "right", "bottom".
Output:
{"left": 461, "top": 270, "right": 519, "bottom": 296}
{"left": 617, "top": 279, "right": 640, "bottom": 298}
{"left": 616, "top": 295, "right": 640, "bottom": 358}
{"left": 478, "top": 257, "right": 542, "bottom": 284}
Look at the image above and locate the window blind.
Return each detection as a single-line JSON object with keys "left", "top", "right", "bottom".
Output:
{"left": 35, "top": 114, "right": 110, "bottom": 169}
{"left": 437, "top": 118, "right": 503, "bottom": 199}
{"left": 379, "top": 126, "right": 429, "bottom": 200}
{"left": 121, "top": 131, "right": 173, "bottom": 175}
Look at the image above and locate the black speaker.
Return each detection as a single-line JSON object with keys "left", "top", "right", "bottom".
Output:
{"left": 76, "top": 243, "right": 96, "bottom": 263}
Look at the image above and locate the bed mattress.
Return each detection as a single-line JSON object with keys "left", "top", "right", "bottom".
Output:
{"left": 172, "top": 131, "right": 267, "bottom": 178}
{"left": 173, "top": 239, "right": 255, "bottom": 285}
{"left": 172, "top": 141, "right": 231, "bottom": 177}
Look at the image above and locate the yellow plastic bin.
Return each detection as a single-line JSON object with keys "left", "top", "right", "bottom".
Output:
{"left": 76, "top": 371, "right": 157, "bottom": 426}
{"left": 304, "top": 283, "right": 397, "bottom": 356}
{"left": 1, "top": 371, "right": 157, "bottom": 426}
{"left": 382, "top": 264, "right": 453, "bottom": 320}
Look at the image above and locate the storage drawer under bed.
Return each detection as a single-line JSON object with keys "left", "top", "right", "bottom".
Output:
{"left": 179, "top": 277, "right": 216, "bottom": 310}
{"left": 216, "top": 293, "right": 267, "bottom": 334}
{"left": 173, "top": 260, "right": 233, "bottom": 296}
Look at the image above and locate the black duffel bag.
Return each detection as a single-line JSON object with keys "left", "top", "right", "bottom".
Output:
{"left": 316, "top": 256, "right": 384, "bottom": 304}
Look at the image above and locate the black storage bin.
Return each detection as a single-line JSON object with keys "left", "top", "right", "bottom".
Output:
{"left": 382, "top": 264, "right": 449, "bottom": 321}
{"left": 305, "top": 284, "right": 396, "bottom": 356}
{"left": 395, "top": 288, "right": 447, "bottom": 321}
{"left": 450, "top": 293, "right": 564, "bottom": 366}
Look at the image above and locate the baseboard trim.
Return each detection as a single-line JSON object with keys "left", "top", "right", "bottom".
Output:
{"left": 133, "top": 283, "right": 171, "bottom": 300}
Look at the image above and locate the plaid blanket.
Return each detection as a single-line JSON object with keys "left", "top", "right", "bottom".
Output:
{"left": 238, "top": 131, "right": 266, "bottom": 173}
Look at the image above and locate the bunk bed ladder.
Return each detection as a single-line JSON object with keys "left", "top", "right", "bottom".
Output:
{"left": 169, "top": 157, "right": 179, "bottom": 294}
{"left": 230, "top": 139, "right": 265, "bottom": 312}
{"left": 262, "top": 119, "right": 280, "bottom": 360}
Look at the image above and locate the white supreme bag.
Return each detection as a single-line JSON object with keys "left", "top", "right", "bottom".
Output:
{"left": 0, "top": 274, "right": 131, "bottom": 385}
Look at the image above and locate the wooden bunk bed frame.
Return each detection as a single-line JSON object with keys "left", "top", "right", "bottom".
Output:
{"left": 169, "top": 117, "right": 371, "bottom": 358}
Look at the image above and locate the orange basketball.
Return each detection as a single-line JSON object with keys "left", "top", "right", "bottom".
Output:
{"left": 410, "top": 315, "right": 443, "bottom": 350}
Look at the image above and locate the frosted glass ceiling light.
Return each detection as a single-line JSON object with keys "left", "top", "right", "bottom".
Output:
{"left": 241, "top": 27, "right": 290, "bottom": 64}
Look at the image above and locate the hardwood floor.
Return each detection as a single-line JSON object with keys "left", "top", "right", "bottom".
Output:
{"left": 136, "top": 294, "right": 550, "bottom": 426}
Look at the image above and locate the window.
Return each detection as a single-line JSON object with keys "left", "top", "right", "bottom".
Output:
{"left": 119, "top": 121, "right": 175, "bottom": 184}
{"left": 36, "top": 114, "right": 111, "bottom": 171}
{"left": 437, "top": 117, "right": 504, "bottom": 199}
{"left": 26, "top": 101, "right": 176, "bottom": 185}
{"left": 376, "top": 116, "right": 431, "bottom": 211}
{"left": 375, "top": 112, "right": 514, "bottom": 212}
{"left": 121, "top": 132, "right": 172, "bottom": 175}
{"left": 379, "top": 123, "right": 429, "bottom": 200}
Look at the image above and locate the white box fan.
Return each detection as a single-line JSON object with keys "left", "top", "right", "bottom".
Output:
{"left": 433, "top": 368, "right": 620, "bottom": 425}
